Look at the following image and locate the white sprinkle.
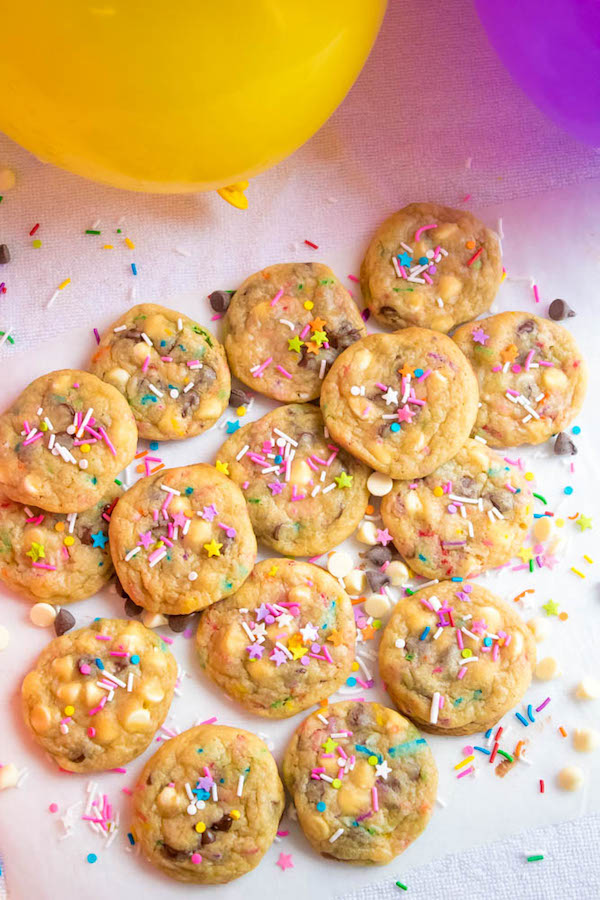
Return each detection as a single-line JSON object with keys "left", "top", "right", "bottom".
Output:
{"left": 103, "top": 671, "right": 127, "bottom": 688}
{"left": 466, "top": 519, "right": 474, "bottom": 538}
{"left": 491, "top": 506, "right": 504, "bottom": 520}
{"left": 148, "top": 383, "right": 163, "bottom": 398}
{"left": 320, "top": 774, "right": 334, "bottom": 783}
{"left": 400, "top": 242, "right": 413, "bottom": 254}
{"left": 322, "top": 483, "right": 336, "bottom": 494}
{"left": 183, "top": 382, "right": 194, "bottom": 393}
{"left": 237, "top": 775, "right": 245, "bottom": 797}
{"left": 461, "top": 627, "right": 479, "bottom": 640}
{"left": 185, "top": 782, "right": 194, "bottom": 801}
{"left": 430, "top": 692, "right": 441, "bottom": 725}
{"left": 125, "top": 546, "right": 140, "bottom": 561}
{"left": 329, "top": 827, "right": 344, "bottom": 843}
{"left": 407, "top": 275, "right": 426, "bottom": 284}
{"left": 502, "top": 361, "right": 511, "bottom": 373}
{"left": 44, "top": 417, "right": 54, "bottom": 431}
{"left": 48, "top": 433, "right": 56, "bottom": 450}
{"left": 276, "top": 641, "right": 293, "bottom": 659}
{"left": 76, "top": 407, "right": 94, "bottom": 439}
{"left": 236, "top": 444, "right": 249, "bottom": 461}
{"left": 273, "top": 428, "right": 298, "bottom": 447}
{"left": 505, "top": 392, "right": 518, "bottom": 403}
{"left": 177, "top": 318, "right": 183, "bottom": 331}
{"left": 392, "top": 255, "right": 402, "bottom": 278}
{"left": 317, "top": 714, "right": 329, "bottom": 725}
{"left": 320, "top": 471, "right": 326, "bottom": 482}
{"left": 319, "top": 359, "right": 327, "bottom": 379}
{"left": 160, "top": 484, "right": 181, "bottom": 495}
{"left": 418, "top": 579, "right": 439, "bottom": 590}
{"left": 433, "top": 627, "right": 443, "bottom": 640}
{"left": 522, "top": 414, "right": 532, "bottom": 424}
{"left": 141, "top": 332, "right": 152, "bottom": 346}
{"left": 114, "top": 325, "right": 127, "bottom": 333}
{"left": 279, "top": 319, "right": 295, "bottom": 330}
{"left": 428, "top": 595, "right": 442, "bottom": 611}
{"left": 241, "top": 621, "right": 255, "bottom": 642}
{"left": 449, "top": 493, "right": 479, "bottom": 504}
{"left": 311, "top": 485, "right": 321, "bottom": 497}
{"left": 473, "top": 435, "right": 487, "bottom": 444}
{"left": 188, "top": 570, "right": 197, "bottom": 580}
{"left": 46, "top": 290, "right": 60, "bottom": 308}
{"left": 149, "top": 549, "right": 167, "bottom": 568}
{"left": 534, "top": 393, "right": 544, "bottom": 403}
{"left": 436, "top": 297, "right": 444, "bottom": 307}
{"left": 169, "top": 388, "right": 179, "bottom": 399}
{"left": 460, "top": 656, "right": 479, "bottom": 665}
{"left": 211, "top": 783, "right": 218, "bottom": 801}
{"left": 127, "top": 672, "right": 134, "bottom": 692}
{"left": 188, "top": 362, "right": 203, "bottom": 370}
{"left": 497, "top": 217, "right": 504, "bottom": 239}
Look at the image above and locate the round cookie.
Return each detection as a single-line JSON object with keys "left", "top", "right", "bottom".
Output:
{"left": 109, "top": 463, "right": 257, "bottom": 614}
{"left": 223, "top": 262, "right": 367, "bottom": 402}
{"left": 216, "top": 403, "right": 370, "bottom": 556}
{"left": 453, "top": 312, "right": 587, "bottom": 447}
{"left": 320, "top": 329, "right": 479, "bottom": 480}
{"left": 379, "top": 581, "right": 536, "bottom": 735}
{"left": 282, "top": 700, "right": 437, "bottom": 864}
{"left": 361, "top": 202, "right": 502, "bottom": 332}
{"left": 380, "top": 439, "right": 533, "bottom": 580}
{"left": 90, "top": 303, "right": 230, "bottom": 441}
{"left": 0, "top": 369, "right": 137, "bottom": 513}
{"left": 0, "top": 485, "right": 120, "bottom": 605}
{"left": 21, "top": 618, "right": 177, "bottom": 772}
{"left": 196, "top": 559, "right": 356, "bottom": 718}
{"left": 132, "top": 724, "right": 284, "bottom": 884}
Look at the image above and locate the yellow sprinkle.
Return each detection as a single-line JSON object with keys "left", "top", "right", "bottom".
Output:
{"left": 236, "top": 406, "right": 247, "bottom": 417}
{"left": 124, "top": 237, "right": 135, "bottom": 249}
{"left": 556, "top": 518, "right": 564, "bottom": 527}
{"left": 58, "top": 278, "right": 71, "bottom": 290}
{"left": 54, "top": 522, "right": 65, "bottom": 532}
{"left": 230, "top": 809, "right": 241, "bottom": 819}
{"left": 524, "top": 472, "right": 534, "bottom": 481}
{"left": 351, "top": 661, "right": 359, "bottom": 672}
{"left": 368, "top": 755, "right": 378, "bottom": 766}
{"left": 332, "top": 778, "right": 342, "bottom": 789}
{"left": 500, "top": 270, "right": 507, "bottom": 282}
{"left": 461, "top": 648, "right": 472, "bottom": 658}
{"left": 64, "top": 705, "right": 75, "bottom": 716}
{"left": 303, "top": 301, "right": 314, "bottom": 310}
{"left": 103, "top": 244, "right": 114, "bottom": 249}
{"left": 195, "top": 822, "right": 206, "bottom": 833}
{"left": 81, "top": 443, "right": 91, "bottom": 453}
{"left": 433, "top": 486, "right": 444, "bottom": 497}
{"left": 571, "top": 567, "right": 585, "bottom": 578}
{"left": 63, "top": 536, "right": 75, "bottom": 547}
{"left": 40, "top": 422, "right": 48, "bottom": 431}
{"left": 454, "top": 755, "right": 475, "bottom": 770}
{"left": 584, "top": 555, "right": 594, "bottom": 564}
{"left": 267, "top": 565, "right": 278, "bottom": 577}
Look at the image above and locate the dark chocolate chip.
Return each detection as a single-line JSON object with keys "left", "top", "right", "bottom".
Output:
{"left": 553, "top": 431, "right": 578, "bottom": 456}
{"left": 208, "top": 290, "right": 231, "bottom": 313}
{"left": 228, "top": 387, "right": 251, "bottom": 408}
{"left": 54, "top": 608, "right": 76, "bottom": 636}
{"left": 69, "top": 752, "right": 86, "bottom": 763}
{"left": 168, "top": 614, "right": 194, "bottom": 633}
{"left": 366, "top": 570, "right": 390, "bottom": 593}
{"left": 200, "top": 830, "right": 215, "bottom": 846}
{"left": 517, "top": 319, "right": 535, "bottom": 334}
{"left": 124, "top": 597, "right": 143, "bottom": 617}
{"left": 162, "top": 844, "right": 191, "bottom": 860}
{"left": 548, "top": 298, "right": 576, "bottom": 321}
{"left": 211, "top": 814, "right": 233, "bottom": 832}
{"left": 0, "top": 244, "right": 11, "bottom": 265}
{"left": 363, "top": 546, "right": 392, "bottom": 566}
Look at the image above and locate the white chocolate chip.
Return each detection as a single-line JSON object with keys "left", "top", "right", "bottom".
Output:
{"left": 142, "top": 611, "right": 168, "bottom": 629}
{"left": 0, "top": 625, "right": 9, "bottom": 651}
{"left": 534, "top": 657, "right": 561, "bottom": 681}
{"left": 573, "top": 728, "right": 599, "bottom": 753}
{"left": 122, "top": 707, "right": 152, "bottom": 733}
{"left": 364, "top": 593, "right": 391, "bottom": 619}
{"left": 527, "top": 617, "right": 551, "bottom": 643}
{"left": 367, "top": 472, "right": 393, "bottom": 497}
{"left": 30, "top": 704, "right": 52, "bottom": 734}
{"left": 327, "top": 551, "right": 354, "bottom": 579}
{"left": 576, "top": 677, "right": 600, "bottom": 700}
{"left": 188, "top": 571, "right": 198, "bottom": 581}
{"left": 79, "top": 459, "right": 89, "bottom": 470}
{"left": 30, "top": 603, "right": 57, "bottom": 628}
{"left": 0, "top": 763, "right": 19, "bottom": 790}
{"left": 385, "top": 561, "right": 409, "bottom": 586}
{"left": 356, "top": 521, "right": 379, "bottom": 545}
{"left": 557, "top": 766, "right": 584, "bottom": 791}
{"left": 343, "top": 569, "right": 367, "bottom": 595}
{"left": 395, "top": 638, "right": 406, "bottom": 649}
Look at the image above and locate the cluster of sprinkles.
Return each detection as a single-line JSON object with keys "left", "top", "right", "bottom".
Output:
{"left": 351, "top": 362, "right": 430, "bottom": 435}
{"left": 21, "top": 501, "right": 112, "bottom": 575}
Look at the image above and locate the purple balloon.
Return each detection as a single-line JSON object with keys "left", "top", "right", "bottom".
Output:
{"left": 475, "top": 0, "right": 600, "bottom": 146}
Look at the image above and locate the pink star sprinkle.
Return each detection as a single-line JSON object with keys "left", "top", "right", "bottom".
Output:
{"left": 268, "top": 482, "right": 284, "bottom": 495}
{"left": 270, "top": 648, "right": 287, "bottom": 667}
{"left": 201, "top": 504, "right": 218, "bottom": 521}
{"left": 396, "top": 405, "right": 415, "bottom": 423}
{"left": 277, "top": 852, "right": 294, "bottom": 871}
{"left": 471, "top": 327, "right": 489, "bottom": 345}
{"left": 138, "top": 531, "right": 154, "bottom": 549}
{"left": 247, "top": 644, "right": 265, "bottom": 659}
{"left": 170, "top": 511, "right": 188, "bottom": 528}
{"left": 376, "top": 528, "right": 393, "bottom": 546}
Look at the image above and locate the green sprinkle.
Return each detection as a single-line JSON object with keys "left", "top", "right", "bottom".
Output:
{"left": 248, "top": 498, "right": 261, "bottom": 504}
{"left": 497, "top": 750, "right": 513, "bottom": 762}
{"left": 0, "top": 331, "right": 15, "bottom": 345}
{"left": 533, "top": 492, "right": 547, "bottom": 505}
{"left": 395, "top": 882, "right": 408, "bottom": 891}
{"left": 529, "top": 559, "right": 534, "bottom": 572}
{"left": 85, "top": 229, "right": 101, "bottom": 235}
{"left": 114, "top": 479, "right": 123, "bottom": 486}
{"left": 116, "top": 228, "right": 122, "bottom": 233}
{"left": 527, "top": 854, "right": 544, "bottom": 862}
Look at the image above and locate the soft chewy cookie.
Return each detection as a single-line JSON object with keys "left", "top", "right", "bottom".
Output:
{"left": 223, "top": 262, "right": 366, "bottom": 402}
{"left": 196, "top": 559, "right": 356, "bottom": 718}
{"left": 21, "top": 618, "right": 177, "bottom": 772}
{"left": 282, "top": 700, "right": 437, "bottom": 864}
{"left": 379, "top": 581, "right": 535, "bottom": 735}
{"left": 90, "top": 303, "right": 230, "bottom": 441}
{"left": 109, "top": 463, "right": 256, "bottom": 614}
{"left": 320, "top": 329, "right": 478, "bottom": 480}
{"left": 216, "top": 403, "right": 370, "bottom": 556}
{"left": 132, "top": 724, "right": 284, "bottom": 884}
{"left": 0, "top": 369, "right": 137, "bottom": 513}
{"left": 0, "top": 486, "right": 119, "bottom": 605}
{"left": 453, "top": 312, "right": 587, "bottom": 447}
{"left": 380, "top": 439, "right": 533, "bottom": 580}
{"left": 361, "top": 202, "right": 502, "bottom": 332}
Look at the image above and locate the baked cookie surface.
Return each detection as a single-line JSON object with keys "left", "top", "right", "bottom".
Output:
{"left": 216, "top": 403, "right": 370, "bottom": 556}
{"left": 109, "top": 464, "right": 257, "bottom": 615}
{"left": 361, "top": 202, "right": 502, "bottom": 332}
{"left": 282, "top": 700, "right": 437, "bottom": 864}
{"left": 379, "top": 581, "right": 535, "bottom": 735}
{"left": 91, "top": 303, "right": 230, "bottom": 441}
{"left": 196, "top": 558, "right": 356, "bottom": 718}
{"left": 453, "top": 312, "right": 587, "bottom": 446}
{"left": 0, "top": 485, "right": 119, "bottom": 604}
{"left": 0, "top": 369, "right": 137, "bottom": 512}
{"left": 132, "top": 724, "right": 284, "bottom": 884}
{"left": 380, "top": 439, "right": 533, "bottom": 580}
{"left": 223, "top": 263, "right": 366, "bottom": 402}
{"left": 320, "top": 329, "right": 478, "bottom": 479}
{"left": 21, "top": 618, "right": 177, "bottom": 772}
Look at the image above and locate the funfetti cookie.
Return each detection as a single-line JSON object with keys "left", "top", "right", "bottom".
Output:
{"left": 320, "top": 329, "right": 479, "bottom": 480}
{"left": 91, "top": 303, "right": 230, "bottom": 441}
{"left": 223, "top": 262, "right": 367, "bottom": 402}
{"left": 109, "top": 463, "right": 257, "bottom": 615}
{"left": 216, "top": 403, "right": 370, "bottom": 557}
{"left": 0, "top": 369, "right": 137, "bottom": 512}
{"left": 453, "top": 312, "right": 587, "bottom": 447}
{"left": 361, "top": 202, "right": 502, "bottom": 332}
{"left": 379, "top": 581, "right": 536, "bottom": 736}
{"left": 282, "top": 700, "right": 437, "bottom": 864}
{"left": 132, "top": 724, "right": 284, "bottom": 884}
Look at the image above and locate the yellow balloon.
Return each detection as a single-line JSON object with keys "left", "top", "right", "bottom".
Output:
{"left": 0, "top": 1, "right": 385, "bottom": 193}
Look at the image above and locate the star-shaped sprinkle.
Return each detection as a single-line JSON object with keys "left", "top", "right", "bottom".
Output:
{"left": 91, "top": 531, "right": 108, "bottom": 549}
{"left": 276, "top": 613, "right": 294, "bottom": 628}
{"left": 290, "top": 641, "right": 308, "bottom": 661}
{"left": 361, "top": 624, "right": 376, "bottom": 641}
{"left": 203, "top": 539, "right": 223, "bottom": 558}
{"left": 543, "top": 599, "right": 560, "bottom": 616}
{"left": 138, "top": 531, "right": 154, "bottom": 549}
{"left": 376, "top": 528, "right": 393, "bottom": 546}
{"left": 215, "top": 460, "right": 229, "bottom": 475}
{"left": 305, "top": 341, "right": 321, "bottom": 355}
{"left": 270, "top": 648, "right": 287, "bottom": 667}
{"left": 196, "top": 775, "right": 214, "bottom": 791}
{"left": 322, "top": 738, "right": 338, "bottom": 753}
{"left": 268, "top": 565, "right": 279, "bottom": 577}
{"left": 398, "top": 363, "right": 413, "bottom": 378}
{"left": 171, "top": 511, "right": 188, "bottom": 528}
{"left": 311, "top": 330, "right": 328, "bottom": 347}
{"left": 398, "top": 251, "right": 412, "bottom": 267}
{"left": 310, "top": 316, "right": 327, "bottom": 332}
{"left": 576, "top": 514, "right": 593, "bottom": 532}
{"left": 201, "top": 504, "right": 218, "bottom": 521}
{"left": 516, "top": 546, "right": 534, "bottom": 563}
{"left": 300, "top": 622, "right": 319, "bottom": 643}
{"left": 226, "top": 420, "right": 240, "bottom": 434}
{"left": 396, "top": 405, "right": 415, "bottom": 423}
{"left": 334, "top": 472, "right": 353, "bottom": 489}
{"left": 542, "top": 552, "right": 559, "bottom": 570}
{"left": 470, "top": 619, "right": 488, "bottom": 635}
{"left": 277, "top": 852, "right": 294, "bottom": 871}
{"left": 471, "top": 327, "right": 489, "bottom": 345}
{"left": 246, "top": 643, "right": 265, "bottom": 659}
{"left": 500, "top": 344, "right": 518, "bottom": 363}
{"left": 327, "top": 629, "right": 343, "bottom": 647}
{"left": 288, "top": 335, "right": 304, "bottom": 353}
{"left": 255, "top": 604, "right": 271, "bottom": 623}
{"left": 382, "top": 387, "right": 399, "bottom": 405}
{"left": 375, "top": 760, "right": 392, "bottom": 780}
{"left": 267, "top": 482, "right": 284, "bottom": 495}
{"left": 252, "top": 623, "right": 267, "bottom": 643}
{"left": 26, "top": 541, "right": 45, "bottom": 562}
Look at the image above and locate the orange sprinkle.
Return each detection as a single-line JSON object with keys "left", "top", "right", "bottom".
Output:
{"left": 559, "top": 612, "right": 569, "bottom": 621}
{"left": 124, "top": 237, "right": 135, "bottom": 249}
{"left": 512, "top": 589, "right": 535, "bottom": 603}
{"left": 465, "top": 240, "right": 476, "bottom": 249}
{"left": 135, "top": 464, "right": 145, "bottom": 473}
{"left": 351, "top": 596, "right": 366, "bottom": 606}
{"left": 134, "top": 450, "right": 149, "bottom": 459}
{"left": 568, "top": 513, "right": 579, "bottom": 520}
{"left": 559, "top": 726, "right": 567, "bottom": 738}
{"left": 150, "top": 463, "right": 165, "bottom": 474}
{"left": 319, "top": 698, "right": 329, "bottom": 707}
{"left": 514, "top": 740, "right": 524, "bottom": 758}
{"left": 500, "top": 344, "right": 518, "bottom": 363}
{"left": 365, "top": 504, "right": 374, "bottom": 515}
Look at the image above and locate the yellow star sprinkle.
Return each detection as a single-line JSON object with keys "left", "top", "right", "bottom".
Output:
{"left": 516, "top": 546, "right": 534, "bottom": 563}
{"left": 576, "top": 514, "right": 593, "bottom": 532}
{"left": 288, "top": 335, "right": 304, "bottom": 353}
{"left": 322, "top": 738, "right": 338, "bottom": 754}
{"left": 203, "top": 539, "right": 223, "bottom": 558}
{"left": 267, "top": 565, "right": 279, "bottom": 577}
{"left": 26, "top": 542, "right": 45, "bottom": 562}
{"left": 311, "top": 330, "right": 328, "bottom": 347}
{"left": 334, "top": 472, "right": 353, "bottom": 489}
{"left": 215, "top": 460, "right": 229, "bottom": 475}
{"left": 543, "top": 599, "right": 560, "bottom": 616}
{"left": 290, "top": 642, "right": 308, "bottom": 661}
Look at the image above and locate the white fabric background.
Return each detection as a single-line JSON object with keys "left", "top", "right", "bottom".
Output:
{"left": 0, "top": 2, "right": 599, "bottom": 899}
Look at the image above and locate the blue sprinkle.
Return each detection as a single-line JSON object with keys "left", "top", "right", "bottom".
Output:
{"left": 527, "top": 703, "right": 535, "bottom": 723}
{"left": 451, "top": 576, "right": 463, "bottom": 582}
{"left": 149, "top": 441, "right": 159, "bottom": 450}
{"left": 346, "top": 676, "right": 357, "bottom": 687}
{"left": 483, "top": 637, "right": 492, "bottom": 647}
{"left": 316, "top": 801, "right": 326, "bottom": 812}
{"left": 95, "top": 658, "right": 104, "bottom": 670}
{"left": 390, "top": 422, "right": 400, "bottom": 433}
{"left": 160, "top": 340, "right": 166, "bottom": 347}
{"left": 515, "top": 712, "right": 529, "bottom": 727}
{"left": 484, "top": 728, "right": 493, "bottom": 738}
{"left": 420, "top": 626, "right": 430, "bottom": 641}
{"left": 131, "top": 262, "right": 137, "bottom": 275}
{"left": 127, "top": 833, "right": 135, "bottom": 845}
{"left": 564, "top": 486, "right": 573, "bottom": 495}
{"left": 274, "top": 455, "right": 283, "bottom": 464}
{"left": 533, "top": 513, "right": 544, "bottom": 518}
{"left": 572, "top": 425, "right": 581, "bottom": 435}
{"left": 418, "top": 257, "right": 428, "bottom": 265}
{"left": 87, "top": 853, "right": 97, "bottom": 864}
{"left": 418, "top": 553, "right": 427, "bottom": 561}
{"left": 473, "top": 746, "right": 491, "bottom": 755}
{"left": 185, "top": 487, "right": 194, "bottom": 495}
{"left": 414, "top": 368, "right": 424, "bottom": 377}
{"left": 130, "top": 654, "right": 140, "bottom": 665}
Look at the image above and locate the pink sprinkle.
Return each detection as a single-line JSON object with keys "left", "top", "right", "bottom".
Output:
{"left": 505, "top": 483, "right": 517, "bottom": 493}
{"left": 356, "top": 677, "right": 369, "bottom": 688}
{"left": 491, "top": 364, "right": 502, "bottom": 372}
{"left": 506, "top": 388, "right": 520, "bottom": 396}
{"left": 23, "top": 431, "right": 43, "bottom": 447}
{"left": 348, "top": 275, "right": 359, "bottom": 283}
{"left": 337, "top": 746, "right": 348, "bottom": 759}
{"left": 457, "top": 666, "right": 467, "bottom": 680}
{"left": 122, "top": 787, "right": 132, "bottom": 795}
{"left": 456, "top": 630, "right": 464, "bottom": 650}
{"left": 422, "top": 272, "right": 433, "bottom": 285}
{"left": 80, "top": 664, "right": 91, "bottom": 675}
{"left": 457, "top": 766, "right": 475, "bottom": 779}
{"left": 111, "top": 767, "right": 127, "bottom": 773}
{"left": 538, "top": 360, "right": 554, "bottom": 367}
{"left": 270, "top": 288, "right": 284, "bottom": 307}
{"left": 49, "top": 802, "right": 59, "bottom": 813}
{"left": 87, "top": 727, "right": 96, "bottom": 737}
{"left": 95, "top": 635, "right": 111, "bottom": 641}
{"left": 461, "top": 194, "right": 471, "bottom": 203}
{"left": 524, "top": 349, "right": 535, "bottom": 370}
{"left": 252, "top": 357, "right": 273, "bottom": 378}
{"left": 25, "top": 515, "right": 44, "bottom": 524}
{"left": 533, "top": 283, "right": 540, "bottom": 303}
{"left": 414, "top": 223, "right": 437, "bottom": 241}
{"left": 110, "top": 651, "right": 128, "bottom": 657}
{"left": 277, "top": 830, "right": 289, "bottom": 837}
{"left": 200, "top": 716, "right": 217, "bottom": 725}
{"left": 84, "top": 424, "right": 102, "bottom": 440}
{"left": 375, "top": 382, "right": 388, "bottom": 391}
{"left": 98, "top": 426, "right": 117, "bottom": 456}
{"left": 147, "top": 547, "right": 166, "bottom": 565}
{"left": 23, "top": 420, "right": 30, "bottom": 434}
{"left": 161, "top": 635, "right": 174, "bottom": 645}
{"left": 73, "top": 438, "right": 97, "bottom": 447}
{"left": 211, "top": 313, "right": 222, "bottom": 321}
{"left": 275, "top": 365, "right": 292, "bottom": 379}
{"left": 417, "top": 369, "right": 431, "bottom": 381}
{"left": 536, "top": 696, "right": 551, "bottom": 712}
{"left": 300, "top": 324, "right": 311, "bottom": 340}
{"left": 420, "top": 599, "right": 434, "bottom": 611}
{"left": 409, "top": 483, "right": 418, "bottom": 489}
{"left": 93, "top": 328, "right": 100, "bottom": 345}
{"left": 32, "top": 562, "right": 57, "bottom": 571}
{"left": 493, "top": 643, "right": 499, "bottom": 662}
{"left": 187, "top": 360, "right": 200, "bottom": 367}
{"left": 161, "top": 356, "right": 173, "bottom": 362}
{"left": 191, "top": 853, "right": 202, "bottom": 865}
{"left": 89, "top": 697, "right": 107, "bottom": 716}
{"left": 61, "top": 546, "right": 69, "bottom": 560}
{"left": 371, "top": 786, "right": 379, "bottom": 812}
